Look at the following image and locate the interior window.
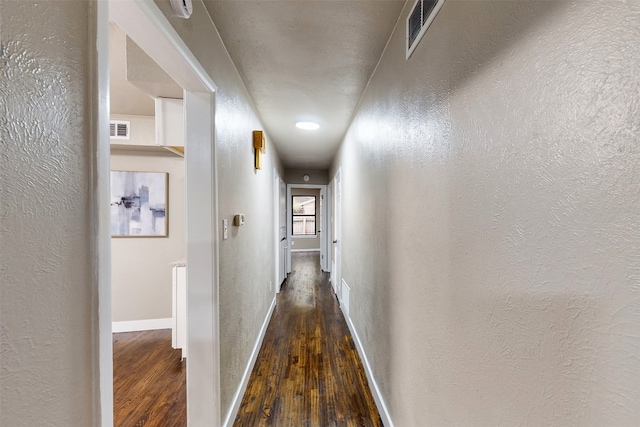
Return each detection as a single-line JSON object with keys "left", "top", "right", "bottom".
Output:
{"left": 292, "top": 196, "right": 316, "bottom": 236}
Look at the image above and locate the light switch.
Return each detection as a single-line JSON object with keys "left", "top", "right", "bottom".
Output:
{"left": 223, "top": 219, "right": 228, "bottom": 240}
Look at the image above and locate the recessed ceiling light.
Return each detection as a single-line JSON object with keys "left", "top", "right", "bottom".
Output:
{"left": 295, "top": 121, "right": 320, "bottom": 130}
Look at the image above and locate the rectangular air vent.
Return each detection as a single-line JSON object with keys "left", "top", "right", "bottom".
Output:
{"left": 406, "top": 0, "right": 445, "bottom": 59}
{"left": 110, "top": 120, "right": 130, "bottom": 139}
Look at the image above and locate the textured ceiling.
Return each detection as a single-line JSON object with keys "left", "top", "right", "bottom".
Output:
{"left": 203, "top": 0, "right": 405, "bottom": 169}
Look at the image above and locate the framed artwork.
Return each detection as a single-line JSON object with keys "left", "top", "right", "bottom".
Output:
{"left": 110, "top": 171, "right": 168, "bottom": 237}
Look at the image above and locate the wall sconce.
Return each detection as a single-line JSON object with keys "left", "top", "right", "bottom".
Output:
{"left": 253, "top": 130, "right": 266, "bottom": 170}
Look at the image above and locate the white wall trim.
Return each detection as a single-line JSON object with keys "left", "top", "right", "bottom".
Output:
{"left": 341, "top": 306, "right": 394, "bottom": 427}
{"left": 223, "top": 296, "right": 277, "bottom": 427}
{"left": 95, "top": 1, "right": 113, "bottom": 425}
{"left": 112, "top": 318, "right": 173, "bottom": 333}
{"left": 290, "top": 249, "right": 321, "bottom": 253}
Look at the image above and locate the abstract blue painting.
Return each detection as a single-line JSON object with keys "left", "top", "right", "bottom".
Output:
{"left": 110, "top": 171, "right": 168, "bottom": 237}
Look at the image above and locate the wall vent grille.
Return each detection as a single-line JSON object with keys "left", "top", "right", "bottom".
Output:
{"left": 341, "top": 278, "right": 350, "bottom": 318}
{"left": 406, "top": 0, "right": 445, "bottom": 59}
{"left": 110, "top": 120, "right": 130, "bottom": 139}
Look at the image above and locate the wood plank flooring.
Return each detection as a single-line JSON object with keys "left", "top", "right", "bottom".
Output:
{"left": 113, "top": 329, "right": 186, "bottom": 427}
{"left": 234, "top": 252, "right": 382, "bottom": 427}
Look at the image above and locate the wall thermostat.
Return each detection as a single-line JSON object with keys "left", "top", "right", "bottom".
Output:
{"left": 170, "top": 0, "right": 193, "bottom": 19}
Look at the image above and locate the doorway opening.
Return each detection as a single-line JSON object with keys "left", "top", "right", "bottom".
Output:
{"left": 108, "top": 19, "right": 188, "bottom": 425}
{"left": 99, "top": 1, "right": 220, "bottom": 425}
{"left": 286, "top": 184, "right": 329, "bottom": 276}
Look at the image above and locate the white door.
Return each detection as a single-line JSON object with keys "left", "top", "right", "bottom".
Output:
{"left": 332, "top": 170, "right": 342, "bottom": 300}
{"left": 319, "top": 187, "right": 327, "bottom": 271}
{"left": 286, "top": 185, "right": 292, "bottom": 274}
{"left": 279, "top": 178, "right": 287, "bottom": 286}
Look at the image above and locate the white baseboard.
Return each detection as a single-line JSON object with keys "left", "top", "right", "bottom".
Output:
{"left": 112, "top": 318, "right": 172, "bottom": 333}
{"left": 341, "top": 306, "right": 394, "bottom": 427}
{"left": 223, "top": 296, "right": 277, "bottom": 427}
{"left": 290, "top": 249, "right": 320, "bottom": 253}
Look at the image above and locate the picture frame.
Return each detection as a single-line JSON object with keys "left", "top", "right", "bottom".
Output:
{"left": 110, "top": 171, "right": 168, "bottom": 237}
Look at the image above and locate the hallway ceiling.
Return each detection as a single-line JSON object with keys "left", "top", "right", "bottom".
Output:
{"left": 203, "top": 0, "right": 405, "bottom": 169}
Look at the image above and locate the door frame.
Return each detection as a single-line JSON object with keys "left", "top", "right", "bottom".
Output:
{"left": 286, "top": 184, "right": 329, "bottom": 273}
{"left": 102, "top": 2, "right": 220, "bottom": 425}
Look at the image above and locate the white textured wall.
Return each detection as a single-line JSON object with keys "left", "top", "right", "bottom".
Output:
{"left": 111, "top": 151, "right": 185, "bottom": 322}
{"left": 285, "top": 168, "right": 329, "bottom": 185}
{"left": 153, "top": 0, "right": 284, "bottom": 419}
{"left": 0, "top": 1, "right": 99, "bottom": 425}
{"left": 332, "top": 1, "right": 640, "bottom": 425}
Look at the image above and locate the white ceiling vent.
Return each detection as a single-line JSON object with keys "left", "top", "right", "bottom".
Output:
{"left": 406, "top": 0, "right": 445, "bottom": 59}
{"left": 110, "top": 120, "right": 130, "bottom": 140}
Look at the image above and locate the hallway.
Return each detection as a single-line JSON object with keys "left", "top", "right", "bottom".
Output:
{"left": 234, "top": 252, "right": 381, "bottom": 426}
{"left": 4, "top": 1, "right": 639, "bottom": 425}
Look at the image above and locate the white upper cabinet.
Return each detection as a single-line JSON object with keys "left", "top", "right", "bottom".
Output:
{"left": 155, "top": 97, "right": 184, "bottom": 148}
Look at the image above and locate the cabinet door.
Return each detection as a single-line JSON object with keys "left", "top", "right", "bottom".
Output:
{"left": 172, "top": 266, "right": 178, "bottom": 348}
{"left": 172, "top": 265, "right": 187, "bottom": 358}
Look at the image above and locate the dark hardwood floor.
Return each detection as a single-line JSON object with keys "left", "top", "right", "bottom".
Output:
{"left": 113, "top": 329, "right": 186, "bottom": 427}
{"left": 234, "top": 252, "right": 382, "bottom": 427}
{"left": 113, "top": 253, "right": 380, "bottom": 427}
